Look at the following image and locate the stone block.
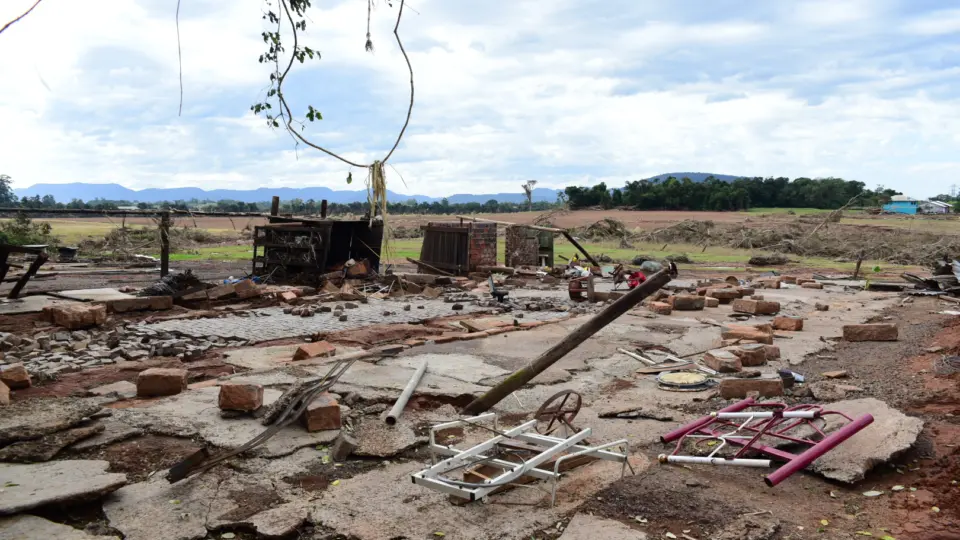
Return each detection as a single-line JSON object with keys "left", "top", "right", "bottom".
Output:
{"left": 234, "top": 279, "right": 260, "bottom": 299}
{"left": 719, "top": 378, "right": 784, "bottom": 399}
{"left": 293, "top": 341, "right": 337, "bottom": 361}
{"left": 0, "top": 381, "right": 8, "bottom": 405}
{"left": 0, "top": 363, "right": 31, "bottom": 390}
{"left": 732, "top": 343, "right": 768, "bottom": 367}
{"left": 815, "top": 303, "right": 830, "bottom": 311}
{"left": 763, "top": 344, "right": 781, "bottom": 360}
{"left": 801, "top": 282, "right": 824, "bottom": 289}
{"left": 301, "top": 392, "right": 341, "bottom": 432}
{"left": 843, "top": 323, "right": 898, "bottom": 342}
{"left": 772, "top": 315, "right": 804, "bottom": 331}
{"left": 797, "top": 278, "right": 815, "bottom": 285}
{"left": 668, "top": 294, "right": 705, "bottom": 311}
{"left": 46, "top": 304, "right": 107, "bottom": 330}
{"left": 218, "top": 382, "right": 264, "bottom": 412}
{"left": 704, "top": 297, "right": 720, "bottom": 308}
{"left": 648, "top": 301, "right": 672, "bottom": 315}
{"left": 280, "top": 291, "right": 298, "bottom": 302}
{"left": 703, "top": 349, "right": 743, "bottom": 373}
{"left": 732, "top": 298, "right": 780, "bottom": 315}
{"left": 755, "top": 278, "right": 781, "bottom": 289}
{"left": 707, "top": 288, "right": 741, "bottom": 302}
{"left": 721, "top": 323, "right": 774, "bottom": 345}
{"left": 737, "top": 287, "right": 755, "bottom": 297}
{"left": 136, "top": 368, "right": 188, "bottom": 397}
{"left": 105, "top": 296, "right": 173, "bottom": 313}
{"left": 331, "top": 432, "right": 358, "bottom": 461}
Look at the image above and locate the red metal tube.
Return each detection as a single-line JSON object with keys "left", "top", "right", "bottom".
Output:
{"left": 660, "top": 398, "right": 755, "bottom": 443}
{"left": 764, "top": 414, "right": 874, "bottom": 487}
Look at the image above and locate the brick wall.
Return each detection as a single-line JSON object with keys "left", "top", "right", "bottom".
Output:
{"left": 505, "top": 226, "right": 539, "bottom": 267}
{"left": 468, "top": 222, "right": 498, "bottom": 270}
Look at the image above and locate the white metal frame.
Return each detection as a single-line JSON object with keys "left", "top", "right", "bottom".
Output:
{"left": 411, "top": 413, "right": 631, "bottom": 505}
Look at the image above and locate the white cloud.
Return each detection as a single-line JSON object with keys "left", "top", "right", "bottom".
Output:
{"left": 0, "top": 0, "right": 959, "bottom": 199}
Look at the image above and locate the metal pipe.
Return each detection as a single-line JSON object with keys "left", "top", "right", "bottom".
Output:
{"left": 386, "top": 359, "right": 428, "bottom": 426}
{"left": 764, "top": 413, "right": 874, "bottom": 487}
{"left": 617, "top": 347, "right": 656, "bottom": 365}
{"left": 660, "top": 455, "right": 771, "bottom": 468}
{"left": 660, "top": 398, "right": 756, "bottom": 443}
{"left": 715, "top": 411, "right": 818, "bottom": 420}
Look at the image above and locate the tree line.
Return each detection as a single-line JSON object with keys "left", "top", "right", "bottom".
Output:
{"left": 564, "top": 176, "right": 905, "bottom": 211}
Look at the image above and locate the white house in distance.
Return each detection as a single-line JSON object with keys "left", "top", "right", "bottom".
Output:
{"left": 919, "top": 200, "right": 953, "bottom": 214}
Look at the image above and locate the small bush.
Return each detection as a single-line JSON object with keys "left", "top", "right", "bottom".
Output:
{"left": 0, "top": 212, "right": 59, "bottom": 248}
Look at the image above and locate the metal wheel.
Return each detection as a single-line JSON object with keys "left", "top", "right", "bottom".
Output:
{"left": 534, "top": 390, "right": 582, "bottom": 435}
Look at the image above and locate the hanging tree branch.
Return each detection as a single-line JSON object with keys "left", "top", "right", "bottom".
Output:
{"left": 0, "top": 0, "right": 44, "bottom": 36}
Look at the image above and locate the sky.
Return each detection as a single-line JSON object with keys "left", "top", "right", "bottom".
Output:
{"left": 1, "top": 0, "right": 959, "bottom": 198}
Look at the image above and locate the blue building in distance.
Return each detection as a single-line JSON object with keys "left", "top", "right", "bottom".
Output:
{"left": 882, "top": 195, "right": 919, "bottom": 215}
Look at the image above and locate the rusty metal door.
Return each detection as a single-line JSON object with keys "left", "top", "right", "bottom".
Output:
{"left": 420, "top": 225, "right": 469, "bottom": 273}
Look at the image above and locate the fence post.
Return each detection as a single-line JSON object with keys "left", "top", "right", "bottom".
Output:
{"left": 160, "top": 212, "right": 171, "bottom": 277}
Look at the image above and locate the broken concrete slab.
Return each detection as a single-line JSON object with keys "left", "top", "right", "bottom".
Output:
{"left": 0, "top": 423, "right": 104, "bottom": 462}
{"left": 335, "top": 361, "right": 489, "bottom": 398}
{"left": 560, "top": 513, "right": 648, "bottom": 539}
{"left": 71, "top": 420, "right": 143, "bottom": 451}
{"left": 104, "top": 468, "right": 310, "bottom": 540}
{"left": 0, "top": 514, "right": 119, "bottom": 540}
{"left": 0, "top": 460, "right": 126, "bottom": 515}
{"left": 57, "top": 288, "right": 135, "bottom": 302}
{"left": 479, "top": 366, "right": 572, "bottom": 386}
{"left": 89, "top": 380, "right": 138, "bottom": 399}
{"left": 0, "top": 397, "right": 104, "bottom": 445}
{"left": 220, "top": 344, "right": 301, "bottom": 370}
{"left": 352, "top": 418, "right": 424, "bottom": 457}
{"left": 380, "top": 353, "right": 509, "bottom": 385}
{"left": 111, "top": 387, "right": 337, "bottom": 457}
{"left": 0, "top": 295, "right": 82, "bottom": 315}
{"left": 810, "top": 398, "right": 923, "bottom": 483}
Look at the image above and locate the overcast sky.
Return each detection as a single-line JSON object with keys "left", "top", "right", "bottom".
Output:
{"left": 1, "top": 0, "right": 959, "bottom": 197}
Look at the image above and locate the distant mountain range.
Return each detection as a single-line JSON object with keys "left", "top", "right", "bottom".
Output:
{"left": 14, "top": 173, "right": 743, "bottom": 204}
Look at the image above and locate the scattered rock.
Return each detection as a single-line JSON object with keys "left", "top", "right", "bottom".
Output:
{"left": 647, "top": 302, "right": 672, "bottom": 315}
{"left": 352, "top": 419, "right": 423, "bottom": 457}
{"left": 0, "top": 397, "right": 104, "bottom": 445}
{"left": 772, "top": 316, "right": 803, "bottom": 332}
{"left": 815, "top": 303, "right": 830, "bottom": 311}
{"left": 821, "top": 370, "right": 848, "bottom": 379}
{"left": 218, "top": 382, "right": 264, "bottom": 412}
{"left": 732, "top": 298, "right": 780, "bottom": 315}
{"left": 451, "top": 303, "right": 464, "bottom": 311}
{"left": 712, "top": 514, "right": 780, "bottom": 540}
{"left": 45, "top": 304, "right": 108, "bottom": 330}
{"left": 0, "top": 460, "right": 127, "bottom": 515}
{"left": 0, "top": 363, "right": 31, "bottom": 390}
{"left": 88, "top": 381, "right": 138, "bottom": 399}
{"left": 0, "top": 382, "right": 8, "bottom": 406}
{"left": 301, "top": 392, "right": 342, "bottom": 432}
{"left": 703, "top": 350, "right": 742, "bottom": 373}
{"left": 331, "top": 432, "right": 358, "bottom": 461}
{"left": 292, "top": 341, "right": 336, "bottom": 361}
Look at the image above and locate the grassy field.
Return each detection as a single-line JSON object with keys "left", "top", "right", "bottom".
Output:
{"left": 742, "top": 207, "right": 830, "bottom": 215}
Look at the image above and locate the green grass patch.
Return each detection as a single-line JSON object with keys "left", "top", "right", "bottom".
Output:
{"left": 161, "top": 245, "right": 253, "bottom": 261}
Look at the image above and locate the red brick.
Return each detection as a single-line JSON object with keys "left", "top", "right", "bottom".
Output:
{"left": 301, "top": 392, "right": 341, "bottom": 431}
{"left": 763, "top": 344, "right": 781, "bottom": 360}
{"left": 0, "top": 363, "right": 31, "bottom": 390}
{"left": 737, "top": 287, "right": 755, "bottom": 296}
{"left": 801, "top": 282, "right": 824, "bottom": 289}
{"left": 696, "top": 287, "right": 708, "bottom": 296}
{"left": 218, "top": 382, "right": 264, "bottom": 411}
{"left": 703, "top": 350, "right": 743, "bottom": 373}
{"left": 293, "top": 341, "right": 337, "bottom": 361}
{"left": 732, "top": 298, "right": 781, "bottom": 315}
{"left": 105, "top": 296, "right": 173, "bottom": 313}
{"left": 755, "top": 278, "right": 781, "bottom": 289}
{"left": 0, "top": 381, "right": 8, "bottom": 406}
{"left": 46, "top": 304, "right": 107, "bottom": 330}
{"left": 719, "top": 378, "right": 784, "bottom": 399}
{"left": 648, "top": 301, "right": 672, "bottom": 315}
{"left": 842, "top": 323, "right": 898, "bottom": 342}
{"left": 781, "top": 276, "right": 798, "bottom": 284}
{"left": 281, "top": 291, "right": 298, "bottom": 302}
{"left": 796, "top": 278, "right": 815, "bottom": 285}
{"left": 721, "top": 324, "right": 774, "bottom": 345}
{"left": 704, "top": 297, "right": 720, "bottom": 308}
{"left": 731, "top": 344, "right": 767, "bottom": 367}
{"left": 136, "top": 368, "right": 188, "bottom": 397}
{"left": 668, "top": 294, "right": 706, "bottom": 311}
{"left": 772, "top": 316, "right": 804, "bottom": 331}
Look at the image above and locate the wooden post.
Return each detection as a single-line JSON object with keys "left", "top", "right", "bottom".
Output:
{"left": 160, "top": 212, "right": 171, "bottom": 278}
{"left": 853, "top": 251, "right": 865, "bottom": 280}
{"left": 270, "top": 196, "right": 280, "bottom": 217}
{"left": 320, "top": 199, "right": 328, "bottom": 219}
{"left": 561, "top": 231, "right": 601, "bottom": 268}
{"left": 7, "top": 252, "right": 48, "bottom": 299}
{"left": 461, "top": 269, "right": 673, "bottom": 415}
{"left": 586, "top": 274, "right": 596, "bottom": 302}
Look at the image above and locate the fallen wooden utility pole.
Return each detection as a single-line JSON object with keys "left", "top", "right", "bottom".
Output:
{"left": 454, "top": 215, "right": 601, "bottom": 268}
{"left": 461, "top": 267, "right": 675, "bottom": 415}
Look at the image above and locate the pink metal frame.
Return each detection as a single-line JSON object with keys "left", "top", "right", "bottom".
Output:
{"left": 660, "top": 398, "right": 874, "bottom": 486}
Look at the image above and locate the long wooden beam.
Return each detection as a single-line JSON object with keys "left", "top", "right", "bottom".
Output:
{"left": 461, "top": 268, "right": 673, "bottom": 415}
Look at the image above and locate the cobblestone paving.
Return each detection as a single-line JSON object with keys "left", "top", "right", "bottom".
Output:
{"left": 138, "top": 299, "right": 567, "bottom": 342}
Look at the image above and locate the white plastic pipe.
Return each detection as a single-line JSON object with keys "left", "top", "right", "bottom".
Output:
{"left": 386, "top": 359, "right": 427, "bottom": 425}
{"left": 659, "top": 455, "right": 771, "bottom": 468}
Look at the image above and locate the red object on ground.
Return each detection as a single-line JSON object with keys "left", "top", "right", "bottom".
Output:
{"left": 627, "top": 271, "right": 647, "bottom": 289}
